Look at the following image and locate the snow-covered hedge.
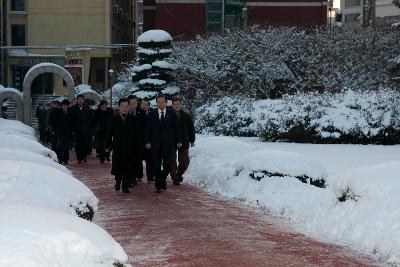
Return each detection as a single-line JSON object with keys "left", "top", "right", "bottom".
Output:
{"left": 0, "top": 204, "right": 129, "bottom": 267}
{"left": 0, "top": 160, "right": 98, "bottom": 220}
{"left": 196, "top": 90, "right": 400, "bottom": 144}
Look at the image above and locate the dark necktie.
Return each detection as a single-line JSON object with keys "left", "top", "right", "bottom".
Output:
{"left": 161, "top": 110, "right": 165, "bottom": 122}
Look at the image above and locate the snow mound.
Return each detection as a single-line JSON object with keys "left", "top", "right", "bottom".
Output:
{"left": 0, "top": 133, "right": 57, "bottom": 161}
{"left": 75, "top": 84, "right": 101, "bottom": 102}
{"left": 0, "top": 148, "right": 70, "bottom": 174}
{"left": 0, "top": 204, "right": 129, "bottom": 267}
{"left": 138, "top": 29, "right": 173, "bottom": 43}
{"left": 234, "top": 149, "right": 327, "bottom": 187}
{"left": 332, "top": 161, "right": 400, "bottom": 201}
{"left": 0, "top": 160, "right": 98, "bottom": 219}
{"left": 0, "top": 118, "right": 36, "bottom": 137}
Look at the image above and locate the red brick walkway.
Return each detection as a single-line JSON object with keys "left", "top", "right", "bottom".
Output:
{"left": 70, "top": 153, "right": 379, "bottom": 266}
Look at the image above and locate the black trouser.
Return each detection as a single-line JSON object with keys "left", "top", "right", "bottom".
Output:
{"left": 115, "top": 174, "right": 130, "bottom": 190}
{"left": 144, "top": 149, "right": 154, "bottom": 181}
{"left": 75, "top": 135, "right": 91, "bottom": 161}
{"left": 56, "top": 136, "right": 70, "bottom": 164}
{"left": 50, "top": 131, "right": 57, "bottom": 151}
{"left": 152, "top": 148, "right": 172, "bottom": 190}
{"left": 38, "top": 126, "right": 46, "bottom": 144}
{"left": 97, "top": 135, "right": 110, "bottom": 162}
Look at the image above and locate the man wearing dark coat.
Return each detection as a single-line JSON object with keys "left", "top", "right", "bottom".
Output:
{"left": 52, "top": 99, "right": 72, "bottom": 165}
{"left": 69, "top": 94, "right": 93, "bottom": 163}
{"left": 106, "top": 98, "right": 140, "bottom": 193}
{"left": 128, "top": 95, "right": 146, "bottom": 185}
{"left": 145, "top": 95, "right": 182, "bottom": 193}
{"left": 93, "top": 100, "right": 114, "bottom": 163}
{"left": 170, "top": 98, "right": 196, "bottom": 185}
{"left": 140, "top": 100, "right": 154, "bottom": 182}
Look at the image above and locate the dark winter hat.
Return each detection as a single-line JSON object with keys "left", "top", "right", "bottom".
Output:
{"left": 62, "top": 99, "right": 70, "bottom": 105}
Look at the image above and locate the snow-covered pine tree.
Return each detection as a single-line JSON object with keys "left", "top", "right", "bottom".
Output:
{"left": 131, "top": 30, "right": 180, "bottom": 103}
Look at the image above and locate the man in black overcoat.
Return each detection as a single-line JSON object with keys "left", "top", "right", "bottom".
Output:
{"left": 145, "top": 95, "right": 182, "bottom": 193}
{"left": 52, "top": 99, "right": 72, "bottom": 165}
{"left": 170, "top": 97, "right": 196, "bottom": 185}
{"left": 93, "top": 100, "right": 114, "bottom": 163}
{"left": 140, "top": 99, "right": 154, "bottom": 182}
{"left": 106, "top": 98, "right": 140, "bottom": 193}
{"left": 69, "top": 94, "right": 93, "bottom": 163}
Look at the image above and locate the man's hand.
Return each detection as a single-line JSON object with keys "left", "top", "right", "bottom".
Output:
{"left": 177, "top": 143, "right": 182, "bottom": 148}
{"left": 145, "top": 143, "right": 151, "bottom": 149}
{"left": 191, "top": 142, "right": 195, "bottom": 148}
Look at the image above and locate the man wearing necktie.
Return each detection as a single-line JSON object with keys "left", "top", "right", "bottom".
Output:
{"left": 145, "top": 95, "right": 182, "bottom": 193}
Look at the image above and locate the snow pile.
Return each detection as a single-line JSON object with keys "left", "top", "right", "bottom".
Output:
{"left": 137, "top": 29, "right": 173, "bottom": 44}
{"left": 0, "top": 118, "right": 36, "bottom": 137}
{"left": 186, "top": 136, "right": 400, "bottom": 265}
{"left": 0, "top": 160, "right": 98, "bottom": 220}
{"left": 0, "top": 148, "right": 70, "bottom": 174}
{"left": 0, "top": 204, "right": 129, "bottom": 267}
{"left": 196, "top": 90, "right": 400, "bottom": 144}
{"left": 0, "top": 133, "right": 58, "bottom": 161}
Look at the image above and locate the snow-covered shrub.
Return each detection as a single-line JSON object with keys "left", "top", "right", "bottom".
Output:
{"left": 234, "top": 150, "right": 327, "bottom": 188}
{"left": 0, "top": 204, "right": 129, "bottom": 267}
{"left": 0, "top": 118, "right": 36, "bottom": 137}
{"left": 195, "top": 97, "right": 256, "bottom": 136}
{"left": 196, "top": 89, "right": 400, "bottom": 144}
{"left": 0, "top": 160, "right": 98, "bottom": 220}
{"left": 173, "top": 27, "right": 400, "bottom": 101}
{"left": 0, "top": 133, "right": 58, "bottom": 160}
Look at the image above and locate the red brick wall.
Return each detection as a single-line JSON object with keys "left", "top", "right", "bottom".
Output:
{"left": 155, "top": 3, "right": 207, "bottom": 40}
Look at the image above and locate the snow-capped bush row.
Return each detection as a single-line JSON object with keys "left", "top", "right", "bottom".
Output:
{"left": 0, "top": 119, "right": 130, "bottom": 266}
{"left": 186, "top": 136, "right": 400, "bottom": 265}
{"left": 173, "top": 26, "right": 400, "bottom": 100}
{"left": 196, "top": 89, "right": 400, "bottom": 144}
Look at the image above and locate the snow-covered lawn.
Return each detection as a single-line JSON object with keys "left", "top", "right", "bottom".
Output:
{"left": 0, "top": 204, "right": 129, "bottom": 267}
{"left": 187, "top": 135, "right": 400, "bottom": 265}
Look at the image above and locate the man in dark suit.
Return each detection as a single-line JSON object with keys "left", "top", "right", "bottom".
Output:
{"left": 145, "top": 95, "right": 182, "bottom": 193}
{"left": 69, "top": 94, "right": 93, "bottom": 163}
{"left": 170, "top": 97, "right": 195, "bottom": 185}
{"left": 106, "top": 98, "right": 140, "bottom": 193}
{"left": 140, "top": 100, "right": 155, "bottom": 182}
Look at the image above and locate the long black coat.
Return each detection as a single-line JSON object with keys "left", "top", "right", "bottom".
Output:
{"left": 174, "top": 110, "right": 195, "bottom": 149}
{"left": 106, "top": 113, "right": 140, "bottom": 176}
{"left": 145, "top": 109, "right": 182, "bottom": 152}
{"left": 93, "top": 107, "right": 114, "bottom": 138}
{"left": 52, "top": 109, "right": 72, "bottom": 138}
{"left": 69, "top": 105, "right": 93, "bottom": 137}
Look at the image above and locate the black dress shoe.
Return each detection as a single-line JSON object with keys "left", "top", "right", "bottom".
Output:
{"left": 155, "top": 189, "right": 162, "bottom": 193}
{"left": 115, "top": 184, "right": 121, "bottom": 191}
{"left": 106, "top": 156, "right": 110, "bottom": 162}
{"left": 162, "top": 184, "right": 167, "bottom": 190}
{"left": 83, "top": 157, "right": 88, "bottom": 162}
{"left": 78, "top": 160, "right": 82, "bottom": 164}
{"left": 173, "top": 180, "right": 180, "bottom": 185}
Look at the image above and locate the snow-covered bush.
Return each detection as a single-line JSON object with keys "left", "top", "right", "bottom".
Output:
{"left": 196, "top": 90, "right": 400, "bottom": 144}
{"left": 195, "top": 97, "right": 255, "bottom": 136}
{"left": 0, "top": 160, "right": 98, "bottom": 220}
{"left": 0, "top": 204, "right": 129, "bottom": 267}
{"left": 0, "top": 133, "right": 58, "bottom": 160}
{"left": 0, "top": 118, "right": 35, "bottom": 137}
{"left": 173, "top": 27, "right": 400, "bottom": 100}
{"left": 234, "top": 150, "right": 327, "bottom": 188}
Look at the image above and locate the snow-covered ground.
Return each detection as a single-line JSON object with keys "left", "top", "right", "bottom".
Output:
{"left": 187, "top": 135, "right": 400, "bottom": 265}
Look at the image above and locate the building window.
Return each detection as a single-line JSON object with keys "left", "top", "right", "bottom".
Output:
{"left": 11, "top": 0, "right": 25, "bottom": 11}
{"left": 345, "top": 0, "right": 360, "bottom": 8}
{"left": 11, "top": 25, "right": 26, "bottom": 46}
{"left": 96, "top": 69, "right": 105, "bottom": 83}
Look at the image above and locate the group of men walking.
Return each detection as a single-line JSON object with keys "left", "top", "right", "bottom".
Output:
{"left": 38, "top": 94, "right": 195, "bottom": 194}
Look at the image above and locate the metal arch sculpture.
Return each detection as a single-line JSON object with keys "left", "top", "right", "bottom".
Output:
{"left": 23, "top": 63, "right": 75, "bottom": 125}
{"left": 0, "top": 90, "right": 24, "bottom": 122}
